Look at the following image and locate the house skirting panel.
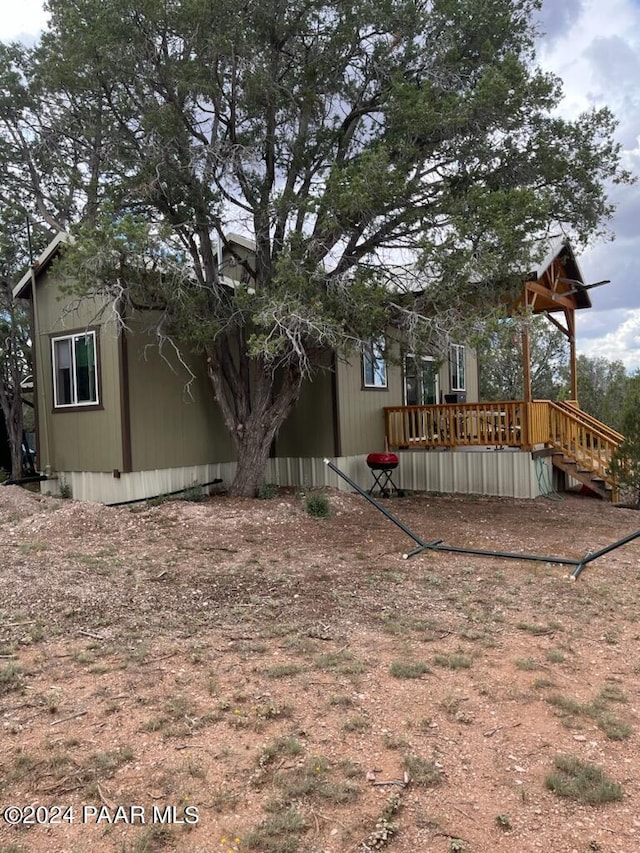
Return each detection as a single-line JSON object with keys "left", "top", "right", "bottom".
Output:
{"left": 41, "top": 462, "right": 238, "bottom": 504}
{"left": 41, "top": 450, "right": 548, "bottom": 504}
{"left": 394, "top": 449, "right": 547, "bottom": 500}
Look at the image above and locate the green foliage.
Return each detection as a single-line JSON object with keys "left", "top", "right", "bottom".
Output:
{"left": 478, "top": 315, "right": 568, "bottom": 401}
{"left": 181, "top": 483, "right": 205, "bottom": 503}
{"left": 576, "top": 355, "right": 629, "bottom": 431}
{"left": 305, "top": 492, "right": 331, "bottom": 518}
{"left": 257, "top": 483, "right": 279, "bottom": 500}
{"left": 0, "top": 267, "right": 32, "bottom": 480}
{"left": 610, "top": 374, "right": 640, "bottom": 503}
{"left": 58, "top": 480, "right": 72, "bottom": 500}
{"left": 244, "top": 806, "right": 308, "bottom": 852}
{"left": 403, "top": 754, "right": 442, "bottom": 787}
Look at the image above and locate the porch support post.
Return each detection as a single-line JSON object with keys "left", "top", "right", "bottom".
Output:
{"left": 566, "top": 308, "right": 578, "bottom": 405}
{"left": 521, "top": 319, "right": 532, "bottom": 450}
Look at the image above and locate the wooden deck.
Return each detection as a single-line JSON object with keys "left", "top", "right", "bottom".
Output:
{"left": 384, "top": 400, "right": 624, "bottom": 500}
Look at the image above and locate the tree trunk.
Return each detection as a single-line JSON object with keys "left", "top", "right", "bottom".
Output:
{"left": 9, "top": 425, "right": 22, "bottom": 481}
{"left": 0, "top": 393, "right": 24, "bottom": 481}
{"left": 206, "top": 343, "right": 303, "bottom": 497}
{"left": 231, "top": 429, "right": 277, "bottom": 497}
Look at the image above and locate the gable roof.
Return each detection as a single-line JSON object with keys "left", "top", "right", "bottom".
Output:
{"left": 525, "top": 235, "right": 592, "bottom": 313}
{"left": 527, "top": 234, "right": 591, "bottom": 310}
{"left": 13, "top": 231, "right": 69, "bottom": 299}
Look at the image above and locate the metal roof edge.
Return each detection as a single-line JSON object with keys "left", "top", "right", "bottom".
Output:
{"left": 13, "top": 231, "right": 70, "bottom": 298}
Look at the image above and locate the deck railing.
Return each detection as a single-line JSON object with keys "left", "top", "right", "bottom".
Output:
{"left": 384, "top": 400, "right": 623, "bottom": 493}
{"left": 384, "top": 401, "right": 526, "bottom": 450}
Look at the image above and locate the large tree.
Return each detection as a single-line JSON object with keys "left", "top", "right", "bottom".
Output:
{"left": 610, "top": 373, "right": 640, "bottom": 504}
{"left": 574, "top": 354, "right": 629, "bottom": 433}
{"left": 0, "top": 0, "right": 632, "bottom": 494}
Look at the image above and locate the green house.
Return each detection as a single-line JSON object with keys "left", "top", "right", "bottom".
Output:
{"left": 14, "top": 232, "right": 486, "bottom": 503}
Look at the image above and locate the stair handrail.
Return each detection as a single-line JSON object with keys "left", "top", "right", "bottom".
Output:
{"left": 550, "top": 400, "right": 624, "bottom": 444}
{"left": 545, "top": 400, "right": 622, "bottom": 488}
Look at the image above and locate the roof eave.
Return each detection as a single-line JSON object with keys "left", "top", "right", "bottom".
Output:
{"left": 13, "top": 231, "right": 70, "bottom": 299}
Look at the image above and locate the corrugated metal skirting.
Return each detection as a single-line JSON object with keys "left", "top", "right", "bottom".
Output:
{"left": 269, "top": 451, "right": 545, "bottom": 499}
{"left": 43, "top": 450, "right": 547, "bottom": 503}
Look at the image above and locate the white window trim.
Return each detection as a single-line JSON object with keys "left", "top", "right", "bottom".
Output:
{"left": 51, "top": 330, "right": 100, "bottom": 408}
{"left": 363, "top": 338, "right": 388, "bottom": 389}
{"left": 450, "top": 344, "right": 466, "bottom": 392}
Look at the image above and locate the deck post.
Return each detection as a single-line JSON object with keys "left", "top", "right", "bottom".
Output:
{"left": 566, "top": 308, "right": 578, "bottom": 405}
{"left": 521, "top": 322, "right": 532, "bottom": 450}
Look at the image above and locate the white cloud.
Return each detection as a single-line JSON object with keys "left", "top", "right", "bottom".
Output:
{"left": 537, "top": 0, "right": 640, "bottom": 370}
{"left": 0, "top": 1, "right": 49, "bottom": 43}
{"left": 578, "top": 309, "right": 640, "bottom": 371}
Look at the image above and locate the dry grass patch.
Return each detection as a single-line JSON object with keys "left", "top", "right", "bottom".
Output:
{"left": 546, "top": 754, "right": 623, "bottom": 804}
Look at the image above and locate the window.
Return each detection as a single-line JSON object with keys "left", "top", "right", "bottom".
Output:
{"left": 52, "top": 331, "right": 99, "bottom": 408}
{"left": 363, "top": 338, "right": 387, "bottom": 389}
{"left": 449, "top": 344, "right": 466, "bottom": 391}
{"left": 404, "top": 355, "right": 439, "bottom": 405}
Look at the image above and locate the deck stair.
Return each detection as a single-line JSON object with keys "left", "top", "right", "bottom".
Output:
{"left": 544, "top": 401, "right": 623, "bottom": 502}
{"left": 550, "top": 454, "right": 613, "bottom": 500}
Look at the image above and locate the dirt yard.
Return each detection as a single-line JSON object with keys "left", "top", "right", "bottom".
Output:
{"left": 1, "top": 483, "right": 640, "bottom": 853}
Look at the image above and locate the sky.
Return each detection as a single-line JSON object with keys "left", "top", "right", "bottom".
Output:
{"left": 1, "top": 0, "right": 640, "bottom": 369}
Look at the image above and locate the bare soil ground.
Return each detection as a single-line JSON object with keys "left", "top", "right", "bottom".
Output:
{"left": 1, "top": 484, "right": 640, "bottom": 853}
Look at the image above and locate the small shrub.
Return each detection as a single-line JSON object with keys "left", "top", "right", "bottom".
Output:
{"left": 328, "top": 694, "right": 355, "bottom": 708}
{"left": 305, "top": 492, "right": 330, "bottom": 518}
{"left": 146, "top": 493, "right": 170, "bottom": 507}
{"left": 265, "top": 663, "right": 302, "bottom": 679}
{"left": 257, "top": 482, "right": 279, "bottom": 499}
{"left": 597, "top": 684, "right": 628, "bottom": 704}
{"left": 545, "top": 754, "right": 622, "bottom": 804}
{"left": 382, "top": 733, "right": 409, "bottom": 750}
{"left": 0, "top": 663, "right": 24, "bottom": 696}
{"left": 516, "top": 621, "right": 555, "bottom": 635}
{"left": 314, "top": 650, "right": 367, "bottom": 675}
{"left": 403, "top": 754, "right": 442, "bottom": 787}
{"left": 343, "top": 715, "right": 370, "bottom": 733}
{"left": 244, "top": 806, "right": 307, "bottom": 851}
{"left": 515, "top": 657, "right": 539, "bottom": 671}
{"left": 595, "top": 712, "right": 632, "bottom": 741}
{"left": 58, "top": 479, "right": 72, "bottom": 499}
{"left": 390, "top": 660, "right": 430, "bottom": 679}
{"left": 433, "top": 653, "right": 472, "bottom": 670}
{"left": 181, "top": 483, "right": 205, "bottom": 502}
{"left": 259, "top": 736, "right": 304, "bottom": 768}
{"left": 275, "top": 755, "right": 358, "bottom": 805}
{"left": 547, "top": 693, "right": 583, "bottom": 716}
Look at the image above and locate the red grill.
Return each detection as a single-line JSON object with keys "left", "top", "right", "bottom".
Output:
{"left": 366, "top": 452, "right": 399, "bottom": 470}
{"left": 366, "top": 452, "right": 400, "bottom": 496}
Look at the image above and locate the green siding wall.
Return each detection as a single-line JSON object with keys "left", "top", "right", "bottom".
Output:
{"left": 337, "top": 344, "right": 404, "bottom": 456}
{"left": 126, "top": 316, "right": 233, "bottom": 471}
{"left": 34, "top": 273, "right": 123, "bottom": 473}
{"left": 276, "top": 360, "right": 335, "bottom": 457}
